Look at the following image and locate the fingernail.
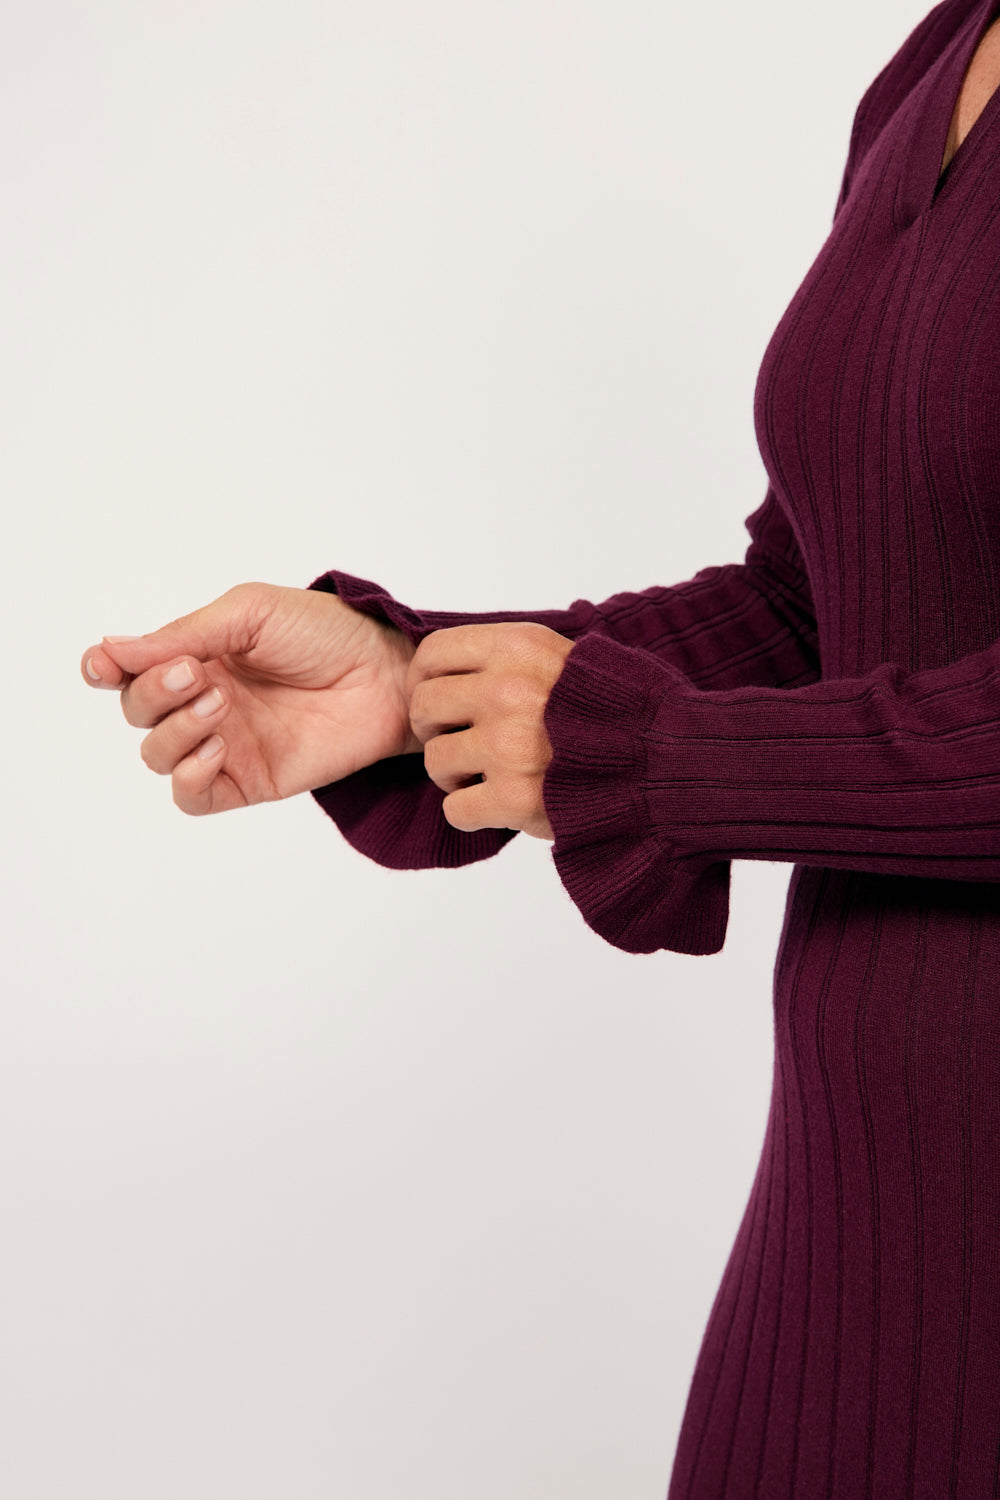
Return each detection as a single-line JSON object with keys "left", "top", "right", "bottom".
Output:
{"left": 197, "top": 734, "right": 224, "bottom": 760}
{"left": 85, "top": 657, "right": 101, "bottom": 681}
{"left": 192, "top": 687, "right": 223, "bottom": 718}
{"left": 164, "top": 661, "right": 196, "bottom": 692}
{"left": 103, "top": 634, "right": 142, "bottom": 643}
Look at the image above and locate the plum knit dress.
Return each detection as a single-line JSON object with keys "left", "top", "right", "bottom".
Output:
{"left": 308, "top": 0, "right": 1000, "bottom": 1492}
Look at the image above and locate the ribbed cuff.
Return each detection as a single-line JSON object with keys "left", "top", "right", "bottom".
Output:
{"left": 542, "top": 633, "right": 731, "bottom": 955}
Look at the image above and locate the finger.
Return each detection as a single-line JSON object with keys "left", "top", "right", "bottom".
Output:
{"left": 100, "top": 583, "right": 268, "bottom": 677}
{"left": 171, "top": 737, "right": 247, "bottom": 817}
{"left": 80, "top": 644, "right": 131, "bottom": 690}
{"left": 139, "top": 686, "right": 229, "bottom": 773}
{"left": 424, "top": 727, "right": 485, "bottom": 794}
{"left": 120, "top": 655, "right": 212, "bottom": 729}
{"left": 440, "top": 779, "right": 512, "bottom": 833}
{"left": 405, "top": 624, "right": 500, "bottom": 696}
{"left": 409, "top": 674, "right": 481, "bottom": 745}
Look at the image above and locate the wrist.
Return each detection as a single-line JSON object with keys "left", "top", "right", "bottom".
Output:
{"left": 378, "top": 620, "right": 423, "bottom": 757}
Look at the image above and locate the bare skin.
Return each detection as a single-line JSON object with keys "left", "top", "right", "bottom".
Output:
{"left": 939, "top": 15, "right": 1000, "bottom": 178}
{"left": 406, "top": 620, "right": 574, "bottom": 840}
{"left": 80, "top": 584, "right": 573, "bottom": 839}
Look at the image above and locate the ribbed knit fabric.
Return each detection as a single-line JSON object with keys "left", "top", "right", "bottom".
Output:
{"left": 308, "top": 484, "right": 820, "bottom": 948}
{"left": 308, "top": 0, "right": 1000, "bottom": 1491}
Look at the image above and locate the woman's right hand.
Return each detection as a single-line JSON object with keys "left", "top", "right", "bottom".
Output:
{"left": 80, "top": 582, "right": 422, "bottom": 815}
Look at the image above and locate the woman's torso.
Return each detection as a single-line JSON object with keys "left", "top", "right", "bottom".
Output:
{"left": 670, "top": 6, "right": 1000, "bottom": 1493}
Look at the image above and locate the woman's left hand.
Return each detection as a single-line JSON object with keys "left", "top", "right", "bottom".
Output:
{"left": 406, "top": 622, "right": 575, "bottom": 840}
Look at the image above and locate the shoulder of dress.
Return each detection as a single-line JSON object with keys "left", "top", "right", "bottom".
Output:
{"left": 833, "top": 0, "right": 979, "bottom": 216}
{"left": 851, "top": 0, "right": 979, "bottom": 157}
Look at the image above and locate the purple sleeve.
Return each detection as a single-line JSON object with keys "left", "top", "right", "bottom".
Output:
{"left": 544, "top": 626, "right": 1000, "bottom": 953}
{"left": 305, "top": 566, "right": 600, "bottom": 872}
{"left": 306, "top": 488, "right": 820, "bottom": 930}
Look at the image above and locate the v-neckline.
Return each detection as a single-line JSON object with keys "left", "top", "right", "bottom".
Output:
{"left": 929, "top": 0, "right": 1000, "bottom": 204}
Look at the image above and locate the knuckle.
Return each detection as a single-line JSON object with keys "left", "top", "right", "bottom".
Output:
{"left": 490, "top": 663, "right": 547, "bottom": 718}
{"left": 223, "top": 581, "right": 271, "bottom": 628}
{"left": 491, "top": 673, "right": 532, "bottom": 715}
{"left": 172, "top": 777, "right": 204, "bottom": 816}
{"left": 494, "top": 622, "right": 534, "bottom": 657}
{"left": 441, "top": 792, "right": 461, "bottom": 829}
{"left": 158, "top": 612, "right": 195, "bottom": 647}
{"left": 119, "top": 687, "right": 141, "bottom": 728}
{"left": 411, "top": 631, "right": 439, "bottom": 668}
{"left": 496, "top": 621, "right": 553, "bottom": 660}
{"left": 409, "top": 680, "right": 429, "bottom": 722}
{"left": 494, "top": 719, "right": 538, "bottom": 767}
{"left": 121, "top": 679, "right": 157, "bottom": 730}
{"left": 407, "top": 638, "right": 436, "bottom": 696}
{"left": 423, "top": 735, "right": 444, "bottom": 777}
{"left": 505, "top": 777, "right": 536, "bottom": 818}
{"left": 442, "top": 792, "right": 472, "bottom": 832}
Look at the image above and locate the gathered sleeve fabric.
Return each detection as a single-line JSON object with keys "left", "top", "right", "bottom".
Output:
{"left": 306, "top": 487, "right": 822, "bottom": 893}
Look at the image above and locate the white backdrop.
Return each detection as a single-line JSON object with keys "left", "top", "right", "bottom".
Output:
{"left": 3, "top": 2, "right": 933, "bottom": 1496}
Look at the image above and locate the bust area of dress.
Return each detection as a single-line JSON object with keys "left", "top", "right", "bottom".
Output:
{"left": 939, "top": 13, "right": 1000, "bottom": 178}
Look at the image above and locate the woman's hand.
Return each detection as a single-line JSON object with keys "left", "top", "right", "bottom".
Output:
{"left": 406, "top": 622, "right": 574, "bottom": 840}
{"left": 80, "top": 583, "right": 420, "bottom": 815}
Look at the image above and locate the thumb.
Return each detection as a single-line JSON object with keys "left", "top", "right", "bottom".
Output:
{"left": 101, "top": 584, "right": 267, "bottom": 673}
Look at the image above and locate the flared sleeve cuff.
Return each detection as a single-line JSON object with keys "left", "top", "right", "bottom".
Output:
{"left": 311, "top": 753, "right": 517, "bottom": 870}
{"left": 545, "top": 619, "right": 1000, "bottom": 941}
{"left": 542, "top": 632, "right": 732, "bottom": 956}
{"left": 307, "top": 569, "right": 515, "bottom": 870}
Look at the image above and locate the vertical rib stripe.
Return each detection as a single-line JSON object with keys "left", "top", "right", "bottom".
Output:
{"left": 949, "top": 913, "right": 982, "bottom": 1493}
{"left": 808, "top": 871, "right": 849, "bottom": 1500}
{"left": 856, "top": 902, "right": 884, "bottom": 1500}
{"left": 902, "top": 906, "right": 930, "bottom": 1496}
